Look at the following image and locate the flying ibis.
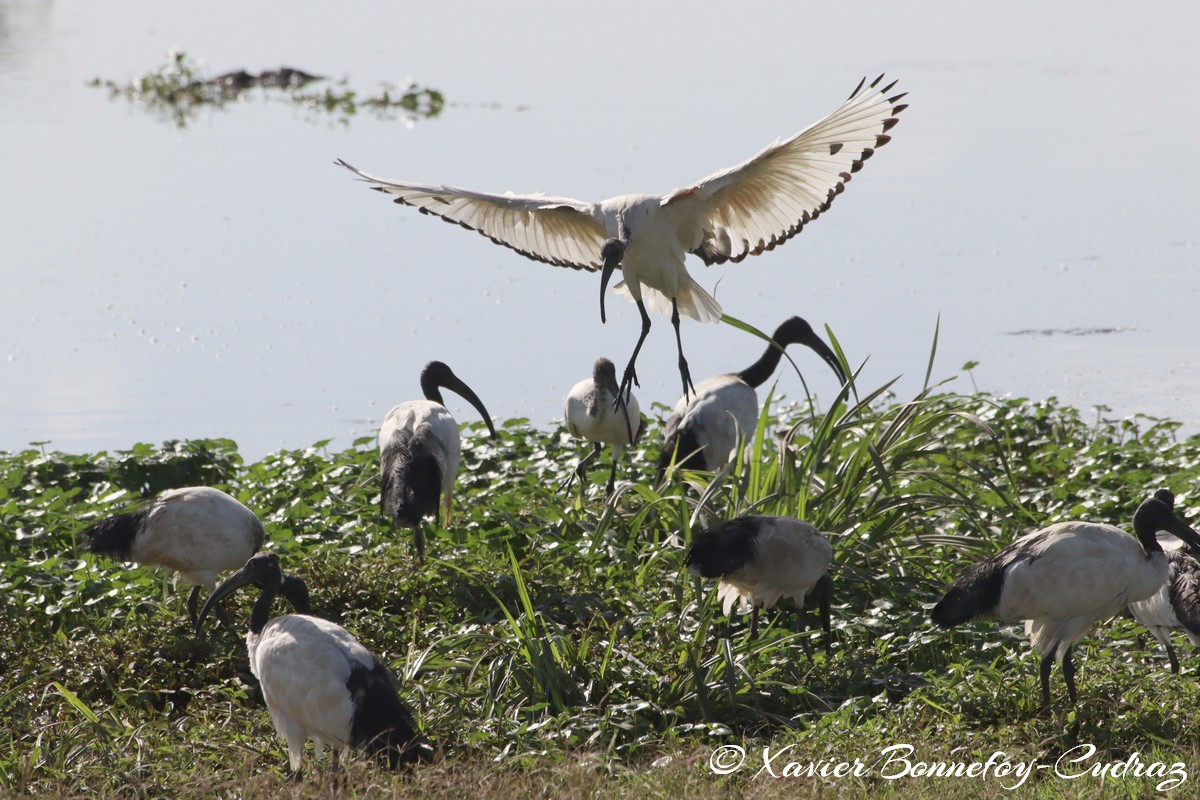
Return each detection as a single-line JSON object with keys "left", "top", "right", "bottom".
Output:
{"left": 931, "top": 492, "right": 1200, "bottom": 708}
{"left": 337, "top": 74, "right": 905, "bottom": 402}
{"left": 379, "top": 360, "right": 497, "bottom": 562}
{"left": 1127, "top": 489, "right": 1200, "bottom": 674}
{"left": 562, "top": 357, "right": 642, "bottom": 496}
{"left": 657, "top": 316, "right": 845, "bottom": 477}
{"left": 80, "top": 485, "right": 265, "bottom": 627}
{"left": 686, "top": 515, "right": 833, "bottom": 649}
{"left": 196, "top": 552, "right": 425, "bottom": 775}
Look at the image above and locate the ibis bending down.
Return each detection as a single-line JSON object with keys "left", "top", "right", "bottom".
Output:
{"left": 379, "top": 361, "right": 497, "bottom": 562}
{"left": 562, "top": 357, "right": 642, "bottom": 496}
{"left": 686, "top": 515, "right": 833, "bottom": 648}
{"left": 1127, "top": 490, "right": 1200, "bottom": 673}
{"left": 196, "top": 552, "right": 425, "bottom": 775}
{"left": 337, "top": 75, "right": 905, "bottom": 401}
{"left": 658, "top": 316, "right": 845, "bottom": 477}
{"left": 80, "top": 486, "right": 265, "bottom": 626}
{"left": 931, "top": 493, "right": 1200, "bottom": 708}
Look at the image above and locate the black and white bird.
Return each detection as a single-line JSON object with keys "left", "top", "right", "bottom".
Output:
{"left": 379, "top": 361, "right": 497, "bottom": 561}
{"left": 686, "top": 515, "right": 833, "bottom": 648}
{"left": 196, "top": 552, "right": 426, "bottom": 775}
{"left": 562, "top": 357, "right": 642, "bottom": 496}
{"left": 657, "top": 316, "right": 845, "bottom": 477}
{"left": 1127, "top": 490, "right": 1200, "bottom": 673}
{"left": 80, "top": 485, "right": 265, "bottom": 626}
{"left": 337, "top": 75, "right": 905, "bottom": 402}
{"left": 931, "top": 493, "right": 1200, "bottom": 708}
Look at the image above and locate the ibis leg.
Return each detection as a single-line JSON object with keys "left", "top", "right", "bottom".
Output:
{"left": 1039, "top": 651, "right": 1055, "bottom": 710}
{"left": 1062, "top": 646, "right": 1078, "bottom": 706}
{"left": 671, "top": 298, "right": 696, "bottom": 399}
{"left": 616, "top": 301, "right": 652, "bottom": 405}
{"left": 187, "top": 586, "right": 202, "bottom": 627}
{"left": 1166, "top": 641, "right": 1180, "bottom": 674}
{"left": 606, "top": 449, "right": 619, "bottom": 497}
{"left": 811, "top": 574, "right": 834, "bottom": 656}
{"left": 414, "top": 520, "right": 425, "bottom": 564}
{"left": 560, "top": 443, "right": 603, "bottom": 494}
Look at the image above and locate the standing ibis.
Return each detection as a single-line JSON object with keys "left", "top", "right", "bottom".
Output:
{"left": 931, "top": 493, "right": 1200, "bottom": 708}
{"left": 80, "top": 485, "right": 265, "bottom": 627}
{"left": 562, "top": 357, "right": 642, "bottom": 496}
{"left": 379, "top": 360, "right": 497, "bottom": 561}
{"left": 686, "top": 515, "right": 833, "bottom": 649}
{"left": 337, "top": 74, "right": 905, "bottom": 401}
{"left": 1127, "top": 489, "right": 1200, "bottom": 673}
{"left": 196, "top": 552, "right": 425, "bottom": 775}
{"left": 657, "top": 316, "right": 845, "bottom": 477}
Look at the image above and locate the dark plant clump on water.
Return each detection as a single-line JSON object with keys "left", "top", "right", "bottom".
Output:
{"left": 89, "top": 51, "right": 445, "bottom": 127}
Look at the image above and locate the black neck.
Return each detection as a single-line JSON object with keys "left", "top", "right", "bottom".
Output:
{"left": 249, "top": 584, "right": 278, "bottom": 635}
{"left": 737, "top": 341, "right": 785, "bottom": 388}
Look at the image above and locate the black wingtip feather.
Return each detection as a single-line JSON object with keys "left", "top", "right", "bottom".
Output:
{"left": 931, "top": 557, "right": 1008, "bottom": 628}
{"left": 79, "top": 504, "right": 155, "bottom": 561}
{"left": 346, "top": 658, "right": 427, "bottom": 768}
{"left": 380, "top": 429, "right": 442, "bottom": 528}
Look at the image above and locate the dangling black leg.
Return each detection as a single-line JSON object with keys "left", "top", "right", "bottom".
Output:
{"left": 559, "top": 443, "right": 603, "bottom": 494}
{"left": 1166, "top": 641, "right": 1181, "bottom": 675}
{"left": 811, "top": 574, "right": 834, "bottom": 656}
{"left": 616, "top": 300, "right": 652, "bottom": 405}
{"left": 1039, "top": 651, "right": 1055, "bottom": 710}
{"left": 1062, "top": 646, "right": 1078, "bottom": 706}
{"left": 749, "top": 606, "right": 760, "bottom": 641}
{"left": 414, "top": 520, "right": 425, "bottom": 564}
{"left": 605, "top": 448, "right": 619, "bottom": 497}
{"left": 187, "top": 586, "right": 202, "bottom": 627}
{"left": 671, "top": 298, "right": 696, "bottom": 399}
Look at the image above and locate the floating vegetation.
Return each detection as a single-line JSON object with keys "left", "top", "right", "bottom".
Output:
{"left": 88, "top": 50, "right": 445, "bottom": 128}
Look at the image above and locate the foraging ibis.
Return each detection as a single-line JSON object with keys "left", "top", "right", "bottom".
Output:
{"left": 379, "top": 360, "right": 497, "bottom": 561}
{"left": 931, "top": 493, "right": 1200, "bottom": 708}
{"left": 657, "top": 316, "right": 845, "bottom": 477}
{"left": 196, "top": 552, "right": 425, "bottom": 775}
{"left": 686, "top": 515, "right": 833, "bottom": 648}
{"left": 1127, "top": 489, "right": 1200, "bottom": 673}
{"left": 80, "top": 486, "right": 265, "bottom": 627}
{"left": 337, "top": 75, "right": 905, "bottom": 401}
{"left": 562, "top": 357, "right": 642, "bottom": 496}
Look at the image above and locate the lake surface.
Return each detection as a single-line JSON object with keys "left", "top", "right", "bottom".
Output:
{"left": 2, "top": 0, "right": 1198, "bottom": 458}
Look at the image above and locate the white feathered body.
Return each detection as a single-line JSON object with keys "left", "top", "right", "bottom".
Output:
{"left": 105, "top": 486, "right": 263, "bottom": 589}
{"left": 692, "top": 518, "right": 832, "bottom": 615}
{"left": 379, "top": 400, "right": 460, "bottom": 520}
{"left": 991, "top": 522, "right": 1168, "bottom": 660}
{"left": 665, "top": 375, "right": 758, "bottom": 471}
{"left": 247, "top": 614, "right": 375, "bottom": 772}
{"left": 564, "top": 376, "right": 641, "bottom": 457}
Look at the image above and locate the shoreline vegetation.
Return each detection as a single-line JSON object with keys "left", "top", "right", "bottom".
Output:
{"left": 5, "top": 380, "right": 1200, "bottom": 798}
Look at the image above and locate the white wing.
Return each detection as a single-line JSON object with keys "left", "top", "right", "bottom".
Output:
{"left": 336, "top": 160, "right": 608, "bottom": 271}
{"left": 664, "top": 75, "right": 907, "bottom": 266}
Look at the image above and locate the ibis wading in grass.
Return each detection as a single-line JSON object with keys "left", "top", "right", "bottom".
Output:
{"left": 1127, "top": 489, "right": 1200, "bottom": 674}
{"left": 686, "top": 515, "right": 833, "bottom": 648}
{"left": 658, "top": 316, "right": 845, "bottom": 477}
{"left": 196, "top": 552, "right": 425, "bottom": 775}
{"left": 337, "top": 75, "right": 905, "bottom": 402}
{"left": 562, "top": 357, "right": 642, "bottom": 496}
{"left": 80, "top": 486, "right": 265, "bottom": 627}
{"left": 931, "top": 493, "right": 1200, "bottom": 708}
{"left": 379, "top": 360, "right": 497, "bottom": 562}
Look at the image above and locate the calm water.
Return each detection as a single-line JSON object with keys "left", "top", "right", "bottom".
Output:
{"left": 2, "top": 1, "right": 1198, "bottom": 458}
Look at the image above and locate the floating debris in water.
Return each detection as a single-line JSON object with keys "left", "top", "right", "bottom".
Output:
{"left": 88, "top": 51, "right": 444, "bottom": 128}
{"left": 1006, "top": 326, "right": 1132, "bottom": 337}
